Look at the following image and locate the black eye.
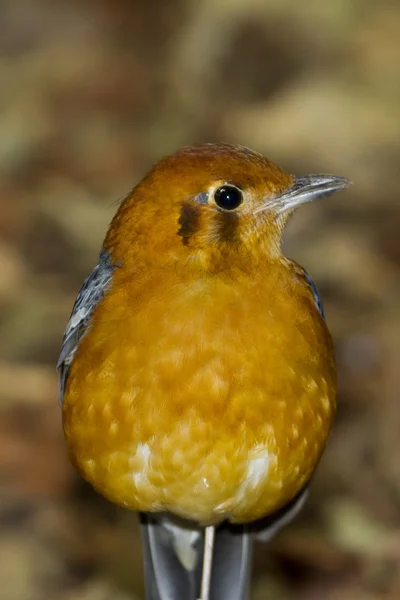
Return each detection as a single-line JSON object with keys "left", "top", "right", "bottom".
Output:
{"left": 213, "top": 185, "right": 243, "bottom": 211}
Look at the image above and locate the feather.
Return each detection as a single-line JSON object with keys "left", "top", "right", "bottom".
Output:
{"left": 57, "top": 250, "right": 115, "bottom": 404}
{"left": 140, "top": 515, "right": 252, "bottom": 600}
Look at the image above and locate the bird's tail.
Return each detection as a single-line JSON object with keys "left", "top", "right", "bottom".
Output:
{"left": 139, "top": 514, "right": 253, "bottom": 600}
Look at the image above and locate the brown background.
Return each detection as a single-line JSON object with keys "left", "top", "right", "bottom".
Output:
{"left": 1, "top": 1, "right": 400, "bottom": 599}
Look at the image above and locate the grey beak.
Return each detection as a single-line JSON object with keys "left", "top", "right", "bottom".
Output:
{"left": 277, "top": 174, "right": 350, "bottom": 213}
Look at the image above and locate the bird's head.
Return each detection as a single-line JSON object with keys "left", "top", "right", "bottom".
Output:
{"left": 104, "top": 143, "right": 349, "bottom": 272}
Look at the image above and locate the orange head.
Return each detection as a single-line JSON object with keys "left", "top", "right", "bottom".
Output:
{"left": 104, "top": 143, "right": 348, "bottom": 271}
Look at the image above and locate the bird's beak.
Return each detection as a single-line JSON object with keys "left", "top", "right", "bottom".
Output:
{"left": 255, "top": 174, "right": 350, "bottom": 215}
{"left": 276, "top": 174, "right": 350, "bottom": 213}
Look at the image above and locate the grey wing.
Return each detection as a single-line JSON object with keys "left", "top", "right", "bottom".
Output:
{"left": 303, "top": 269, "right": 325, "bottom": 320}
{"left": 252, "top": 486, "right": 308, "bottom": 542}
{"left": 57, "top": 250, "right": 115, "bottom": 405}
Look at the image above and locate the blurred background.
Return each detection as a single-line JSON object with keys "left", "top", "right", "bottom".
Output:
{"left": 1, "top": 1, "right": 399, "bottom": 599}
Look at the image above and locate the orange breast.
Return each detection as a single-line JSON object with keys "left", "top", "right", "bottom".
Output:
{"left": 62, "top": 262, "right": 336, "bottom": 524}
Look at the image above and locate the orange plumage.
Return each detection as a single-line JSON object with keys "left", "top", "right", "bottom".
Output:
{"left": 60, "top": 143, "right": 346, "bottom": 525}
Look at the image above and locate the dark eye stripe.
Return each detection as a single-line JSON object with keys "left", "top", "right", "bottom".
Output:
{"left": 215, "top": 210, "right": 240, "bottom": 243}
{"left": 178, "top": 202, "right": 202, "bottom": 245}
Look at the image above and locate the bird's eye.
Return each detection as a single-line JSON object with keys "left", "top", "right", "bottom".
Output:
{"left": 213, "top": 185, "right": 243, "bottom": 211}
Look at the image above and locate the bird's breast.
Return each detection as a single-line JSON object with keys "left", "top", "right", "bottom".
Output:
{"left": 63, "top": 266, "right": 336, "bottom": 523}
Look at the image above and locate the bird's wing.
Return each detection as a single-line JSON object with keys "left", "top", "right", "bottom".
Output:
{"left": 302, "top": 268, "right": 325, "bottom": 320}
{"left": 140, "top": 515, "right": 253, "bottom": 600}
{"left": 57, "top": 250, "right": 115, "bottom": 405}
{"left": 252, "top": 485, "right": 308, "bottom": 541}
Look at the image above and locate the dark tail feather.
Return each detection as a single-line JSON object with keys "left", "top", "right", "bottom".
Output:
{"left": 211, "top": 523, "right": 253, "bottom": 600}
{"left": 139, "top": 514, "right": 253, "bottom": 600}
{"left": 139, "top": 514, "right": 201, "bottom": 600}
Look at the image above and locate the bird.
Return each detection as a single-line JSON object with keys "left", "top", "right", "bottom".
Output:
{"left": 58, "top": 142, "right": 349, "bottom": 600}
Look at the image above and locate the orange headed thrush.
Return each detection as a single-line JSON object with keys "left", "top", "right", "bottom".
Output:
{"left": 58, "top": 143, "right": 349, "bottom": 600}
